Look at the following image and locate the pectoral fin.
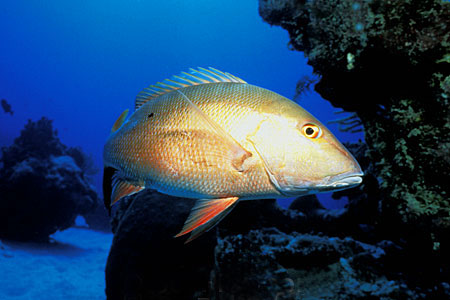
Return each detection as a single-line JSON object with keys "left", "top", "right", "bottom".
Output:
{"left": 103, "top": 167, "right": 145, "bottom": 214}
{"left": 111, "top": 176, "right": 145, "bottom": 206}
{"left": 175, "top": 197, "right": 239, "bottom": 243}
{"left": 111, "top": 109, "right": 129, "bottom": 133}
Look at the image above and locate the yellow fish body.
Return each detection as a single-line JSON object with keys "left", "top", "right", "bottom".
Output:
{"left": 103, "top": 68, "right": 363, "bottom": 242}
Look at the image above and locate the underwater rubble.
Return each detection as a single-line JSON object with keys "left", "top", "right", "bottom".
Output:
{"left": 0, "top": 117, "right": 107, "bottom": 241}
{"left": 213, "top": 229, "right": 402, "bottom": 300}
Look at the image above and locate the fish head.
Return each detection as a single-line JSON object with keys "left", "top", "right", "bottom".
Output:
{"left": 249, "top": 103, "right": 363, "bottom": 196}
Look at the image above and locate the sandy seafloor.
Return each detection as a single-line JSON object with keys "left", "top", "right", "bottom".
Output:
{"left": 0, "top": 224, "right": 113, "bottom": 300}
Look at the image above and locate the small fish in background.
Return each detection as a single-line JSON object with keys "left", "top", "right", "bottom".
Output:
{"left": 103, "top": 68, "right": 364, "bottom": 243}
{"left": 1, "top": 99, "right": 13, "bottom": 115}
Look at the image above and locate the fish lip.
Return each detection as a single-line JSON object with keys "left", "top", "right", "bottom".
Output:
{"left": 277, "top": 171, "right": 364, "bottom": 196}
{"left": 326, "top": 171, "right": 364, "bottom": 188}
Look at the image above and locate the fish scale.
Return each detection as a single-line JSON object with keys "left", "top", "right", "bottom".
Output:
{"left": 103, "top": 67, "right": 363, "bottom": 242}
{"left": 107, "top": 82, "right": 279, "bottom": 199}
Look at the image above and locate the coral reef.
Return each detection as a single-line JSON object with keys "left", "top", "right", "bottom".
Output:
{"left": 212, "top": 228, "right": 450, "bottom": 299}
{"left": 259, "top": 0, "right": 449, "bottom": 274}
{"left": 212, "top": 229, "right": 403, "bottom": 300}
{"left": 0, "top": 117, "right": 101, "bottom": 241}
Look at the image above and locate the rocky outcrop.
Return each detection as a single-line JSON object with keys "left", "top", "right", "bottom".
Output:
{"left": 259, "top": 0, "right": 450, "bottom": 293}
{"left": 105, "top": 189, "right": 307, "bottom": 299}
{"left": 105, "top": 185, "right": 449, "bottom": 299}
{"left": 105, "top": 190, "right": 215, "bottom": 300}
{"left": 212, "top": 228, "right": 449, "bottom": 299}
{"left": 259, "top": 0, "right": 450, "bottom": 244}
{"left": 0, "top": 117, "right": 100, "bottom": 241}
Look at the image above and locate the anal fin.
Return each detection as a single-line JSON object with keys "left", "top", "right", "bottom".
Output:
{"left": 175, "top": 197, "right": 239, "bottom": 243}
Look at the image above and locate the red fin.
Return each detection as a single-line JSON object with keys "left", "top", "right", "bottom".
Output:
{"left": 111, "top": 176, "right": 145, "bottom": 206}
{"left": 175, "top": 197, "right": 239, "bottom": 243}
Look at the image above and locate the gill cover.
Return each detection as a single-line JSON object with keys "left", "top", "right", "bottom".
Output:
{"left": 247, "top": 116, "right": 299, "bottom": 194}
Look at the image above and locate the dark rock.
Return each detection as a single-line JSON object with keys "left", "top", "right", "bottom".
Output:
{"left": 289, "top": 195, "right": 326, "bottom": 217}
{"left": 211, "top": 228, "right": 420, "bottom": 300}
{"left": 104, "top": 186, "right": 450, "bottom": 299}
{"left": 259, "top": 0, "right": 450, "bottom": 249}
{"left": 0, "top": 118, "right": 98, "bottom": 241}
{"left": 105, "top": 190, "right": 216, "bottom": 300}
{"left": 105, "top": 193, "right": 310, "bottom": 299}
{"left": 259, "top": 1, "right": 450, "bottom": 295}
{"left": 218, "top": 199, "right": 307, "bottom": 237}
{"left": 0, "top": 155, "right": 97, "bottom": 241}
{"left": 82, "top": 204, "right": 111, "bottom": 232}
{"left": 1, "top": 117, "right": 66, "bottom": 169}
{"left": 288, "top": 192, "right": 378, "bottom": 243}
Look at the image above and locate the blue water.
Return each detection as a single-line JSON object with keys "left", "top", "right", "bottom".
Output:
{"left": 0, "top": 1, "right": 362, "bottom": 204}
{"left": 0, "top": 1, "right": 366, "bottom": 298}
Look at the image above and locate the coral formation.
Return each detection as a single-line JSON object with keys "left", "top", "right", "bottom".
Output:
{"left": 212, "top": 229, "right": 408, "bottom": 300}
{"left": 256, "top": 0, "right": 450, "bottom": 297}
{"left": 212, "top": 227, "right": 450, "bottom": 299}
{"left": 259, "top": 0, "right": 449, "bottom": 267}
{"left": 0, "top": 117, "right": 102, "bottom": 240}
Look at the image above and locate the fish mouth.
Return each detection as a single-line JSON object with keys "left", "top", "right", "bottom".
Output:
{"left": 324, "top": 171, "right": 364, "bottom": 189}
{"left": 275, "top": 171, "right": 364, "bottom": 196}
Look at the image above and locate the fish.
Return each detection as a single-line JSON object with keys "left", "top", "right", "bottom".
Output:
{"left": 1, "top": 99, "right": 13, "bottom": 115}
{"left": 103, "top": 67, "right": 363, "bottom": 243}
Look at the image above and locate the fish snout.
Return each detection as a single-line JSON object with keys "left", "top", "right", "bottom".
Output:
{"left": 327, "top": 171, "right": 364, "bottom": 188}
{"left": 323, "top": 138, "right": 364, "bottom": 190}
{"left": 325, "top": 157, "right": 364, "bottom": 190}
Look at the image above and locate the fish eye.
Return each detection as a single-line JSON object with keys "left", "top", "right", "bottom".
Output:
{"left": 301, "top": 124, "right": 322, "bottom": 139}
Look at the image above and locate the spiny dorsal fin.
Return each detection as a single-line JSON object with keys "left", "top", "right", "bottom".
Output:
{"left": 135, "top": 67, "right": 247, "bottom": 110}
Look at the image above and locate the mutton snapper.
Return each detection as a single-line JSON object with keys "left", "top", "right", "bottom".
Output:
{"left": 103, "top": 67, "right": 363, "bottom": 242}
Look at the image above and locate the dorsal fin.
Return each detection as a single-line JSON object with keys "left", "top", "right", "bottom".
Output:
{"left": 135, "top": 67, "right": 247, "bottom": 110}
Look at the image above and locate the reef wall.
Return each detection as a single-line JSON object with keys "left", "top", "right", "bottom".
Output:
{"left": 259, "top": 0, "right": 449, "bottom": 259}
